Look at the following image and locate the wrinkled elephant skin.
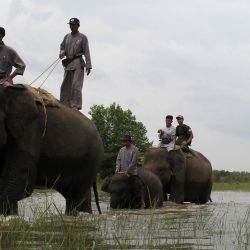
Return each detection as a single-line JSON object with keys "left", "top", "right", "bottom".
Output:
{"left": 144, "top": 148, "right": 212, "bottom": 204}
{"left": 102, "top": 168, "right": 163, "bottom": 209}
{"left": 0, "top": 84, "right": 103, "bottom": 215}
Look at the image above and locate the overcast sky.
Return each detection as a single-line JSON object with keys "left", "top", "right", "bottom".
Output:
{"left": 1, "top": 0, "right": 250, "bottom": 171}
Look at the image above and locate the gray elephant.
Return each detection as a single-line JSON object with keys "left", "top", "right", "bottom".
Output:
{"left": 144, "top": 147, "right": 212, "bottom": 204}
{"left": 0, "top": 84, "right": 103, "bottom": 215}
{"left": 101, "top": 167, "right": 163, "bottom": 209}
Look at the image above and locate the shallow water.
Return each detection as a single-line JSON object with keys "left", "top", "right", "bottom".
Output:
{"left": 3, "top": 191, "right": 250, "bottom": 249}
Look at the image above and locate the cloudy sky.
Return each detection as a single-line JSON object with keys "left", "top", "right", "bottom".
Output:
{"left": 1, "top": 0, "right": 250, "bottom": 171}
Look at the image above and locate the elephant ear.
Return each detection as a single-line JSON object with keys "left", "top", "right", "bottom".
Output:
{"left": 4, "top": 84, "right": 39, "bottom": 139}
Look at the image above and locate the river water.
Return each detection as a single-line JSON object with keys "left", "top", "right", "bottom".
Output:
{"left": 2, "top": 191, "right": 250, "bottom": 249}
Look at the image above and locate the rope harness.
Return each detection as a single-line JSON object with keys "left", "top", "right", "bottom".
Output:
{"left": 28, "top": 57, "right": 61, "bottom": 138}
{"left": 29, "top": 58, "right": 60, "bottom": 88}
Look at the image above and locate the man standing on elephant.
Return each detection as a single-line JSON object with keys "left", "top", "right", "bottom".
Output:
{"left": 174, "top": 115, "right": 194, "bottom": 152}
{"left": 59, "top": 18, "right": 92, "bottom": 110}
{"left": 158, "top": 115, "right": 176, "bottom": 151}
{"left": 0, "top": 27, "right": 26, "bottom": 86}
{"left": 115, "top": 134, "right": 145, "bottom": 208}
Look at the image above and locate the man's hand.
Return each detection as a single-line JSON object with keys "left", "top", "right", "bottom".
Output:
{"left": 4, "top": 76, "right": 13, "bottom": 85}
{"left": 59, "top": 51, "right": 65, "bottom": 59}
{"left": 86, "top": 68, "right": 91, "bottom": 76}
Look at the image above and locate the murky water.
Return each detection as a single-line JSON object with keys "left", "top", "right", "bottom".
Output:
{"left": 2, "top": 191, "right": 250, "bottom": 249}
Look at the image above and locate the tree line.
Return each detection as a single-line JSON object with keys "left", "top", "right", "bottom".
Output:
{"left": 213, "top": 170, "right": 250, "bottom": 183}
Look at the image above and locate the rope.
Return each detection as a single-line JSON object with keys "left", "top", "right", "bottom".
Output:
{"left": 38, "top": 59, "right": 61, "bottom": 89}
{"left": 29, "top": 58, "right": 60, "bottom": 86}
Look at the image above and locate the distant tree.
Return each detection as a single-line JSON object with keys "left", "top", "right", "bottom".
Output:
{"left": 213, "top": 170, "right": 250, "bottom": 183}
{"left": 89, "top": 103, "right": 152, "bottom": 154}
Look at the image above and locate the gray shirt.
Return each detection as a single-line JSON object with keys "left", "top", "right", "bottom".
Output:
{"left": 60, "top": 32, "right": 92, "bottom": 71}
{"left": 116, "top": 144, "right": 139, "bottom": 175}
{"left": 0, "top": 42, "right": 26, "bottom": 79}
{"left": 159, "top": 125, "right": 176, "bottom": 141}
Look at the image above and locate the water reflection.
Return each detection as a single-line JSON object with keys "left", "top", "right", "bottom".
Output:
{"left": 3, "top": 191, "right": 249, "bottom": 249}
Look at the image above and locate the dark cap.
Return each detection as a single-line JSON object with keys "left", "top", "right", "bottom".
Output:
{"left": 0, "top": 27, "right": 5, "bottom": 37}
{"left": 166, "top": 115, "right": 173, "bottom": 120}
{"left": 122, "top": 134, "right": 132, "bottom": 142}
{"left": 68, "top": 18, "right": 80, "bottom": 25}
{"left": 176, "top": 115, "right": 184, "bottom": 119}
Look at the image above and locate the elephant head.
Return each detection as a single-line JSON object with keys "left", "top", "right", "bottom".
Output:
{"left": 102, "top": 174, "right": 143, "bottom": 209}
{"left": 143, "top": 148, "right": 171, "bottom": 197}
{"left": 0, "top": 84, "right": 41, "bottom": 214}
{"left": 143, "top": 147, "right": 186, "bottom": 203}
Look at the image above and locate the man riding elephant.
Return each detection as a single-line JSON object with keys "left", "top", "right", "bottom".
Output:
{"left": 157, "top": 115, "right": 176, "bottom": 151}
{"left": 174, "top": 115, "right": 194, "bottom": 154}
{"left": 115, "top": 134, "right": 145, "bottom": 208}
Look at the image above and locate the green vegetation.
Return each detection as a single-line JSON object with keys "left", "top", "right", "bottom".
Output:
{"left": 89, "top": 103, "right": 152, "bottom": 154}
{"left": 1, "top": 200, "right": 250, "bottom": 249}
{"left": 213, "top": 182, "right": 250, "bottom": 192}
{"left": 212, "top": 170, "right": 250, "bottom": 191}
{"left": 213, "top": 170, "right": 250, "bottom": 183}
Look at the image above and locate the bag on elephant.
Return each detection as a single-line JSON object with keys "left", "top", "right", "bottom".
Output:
{"left": 161, "top": 135, "right": 172, "bottom": 145}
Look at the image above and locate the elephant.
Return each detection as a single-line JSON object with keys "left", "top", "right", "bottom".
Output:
{"left": 101, "top": 167, "right": 163, "bottom": 209}
{"left": 143, "top": 147, "right": 212, "bottom": 204}
{"left": 0, "top": 84, "right": 103, "bottom": 215}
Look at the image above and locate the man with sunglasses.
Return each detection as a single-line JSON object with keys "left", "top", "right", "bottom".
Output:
{"left": 59, "top": 18, "right": 92, "bottom": 110}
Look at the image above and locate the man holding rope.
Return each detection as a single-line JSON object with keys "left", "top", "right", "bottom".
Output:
{"left": 0, "top": 27, "right": 26, "bottom": 86}
{"left": 59, "top": 18, "right": 92, "bottom": 110}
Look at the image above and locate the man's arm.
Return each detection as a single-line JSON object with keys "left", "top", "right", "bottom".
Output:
{"left": 186, "top": 131, "right": 194, "bottom": 145}
{"left": 59, "top": 36, "right": 66, "bottom": 59}
{"left": 83, "top": 36, "right": 92, "bottom": 75}
{"left": 5, "top": 50, "right": 26, "bottom": 84}
{"left": 115, "top": 149, "right": 122, "bottom": 173}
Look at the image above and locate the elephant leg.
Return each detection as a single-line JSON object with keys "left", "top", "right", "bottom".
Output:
{"left": 62, "top": 187, "right": 92, "bottom": 215}
{"left": 168, "top": 150, "right": 186, "bottom": 203}
{"left": 0, "top": 199, "right": 18, "bottom": 215}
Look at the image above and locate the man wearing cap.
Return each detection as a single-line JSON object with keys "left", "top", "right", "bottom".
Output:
{"left": 115, "top": 134, "right": 145, "bottom": 208}
{"left": 174, "top": 115, "right": 194, "bottom": 151}
{"left": 115, "top": 134, "right": 139, "bottom": 175}
{"left": 0, "top": 27, "right": 26, "bottom": 85}
{"left": 157, "top": 115, "right": 176, "bottom": 151}
{"left": 59, "top": 18, "right": 92, "bottom": 110}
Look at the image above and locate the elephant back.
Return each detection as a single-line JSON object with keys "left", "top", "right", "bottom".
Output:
{"left": 185, "top": 150, "right": 212, "bottom": 183}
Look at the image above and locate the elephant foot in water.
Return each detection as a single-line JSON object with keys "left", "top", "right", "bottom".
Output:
{"left": 65, "top": 189, "right": 92, "bottom": 216}
{"left": 0, "top": 200, "right": 18, "bottom": 215}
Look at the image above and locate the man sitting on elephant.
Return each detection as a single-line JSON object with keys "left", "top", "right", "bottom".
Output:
{"left": 115, "top": 134, "right": 145, "bottom": 208}
{"left": 174, "top": 115, "right": 194, "bottom": 154}
{"left": 157, "top": 115, "right": 176, "bottom": 151}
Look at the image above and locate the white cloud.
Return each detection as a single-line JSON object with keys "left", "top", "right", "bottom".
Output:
{"left": 1, "top": 0, "right": 250, "bottom": 171}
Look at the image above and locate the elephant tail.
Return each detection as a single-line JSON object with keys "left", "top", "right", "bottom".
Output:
{"left": 93, "top": 182, "right": 102, "bottom": 214}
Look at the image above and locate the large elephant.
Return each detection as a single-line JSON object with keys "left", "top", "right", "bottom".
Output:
{"left": 0, "top": 84, "right": 103, "bottom": 215}
{"left": 101, "top": 167, "right": 163, "bottom": 209}
{"left": 144, "top": 147, "right": 212, "bottom": 204}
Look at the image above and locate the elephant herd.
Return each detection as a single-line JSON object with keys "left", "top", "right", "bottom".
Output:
{"left": 102, "top": 147, "right": 213, "bottom": 209}
{"left": 0, "top": 84, "right": 212, "bottom": 216}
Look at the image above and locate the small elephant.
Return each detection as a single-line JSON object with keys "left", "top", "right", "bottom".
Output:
{"left": 144, "top": 147, "right": 212, "bottom": 204}
{"left": 0, "top": 84, "right": 103, "bottom": 215}
{"left": 102, "top": 167, "right": 163, "bottom": 209}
